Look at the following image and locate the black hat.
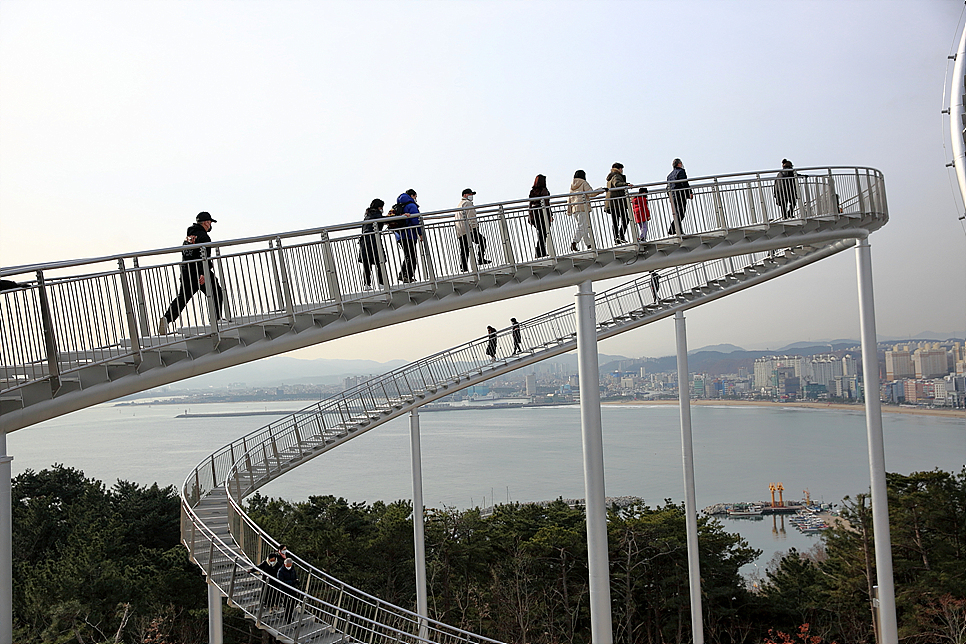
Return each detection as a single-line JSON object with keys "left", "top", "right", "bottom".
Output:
{"left": 462, "top": 188, "right": 477, "bottom": 196}
{"left": 196, "top": 212, "right": 217, "bottom": 223}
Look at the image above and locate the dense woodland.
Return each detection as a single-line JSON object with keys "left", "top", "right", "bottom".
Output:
{"left": 11, "top": 466, "right": 965, "bottom": 643}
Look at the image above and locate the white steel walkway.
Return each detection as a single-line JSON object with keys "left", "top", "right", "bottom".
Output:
{"left": 179, "top": 240, "right": 859, "bottom": 644}
{"left": 0, "top": 167, "right": 886, "bottom": 434}
{"left": 0, "top": 165, "right": 889, "bottom": 644}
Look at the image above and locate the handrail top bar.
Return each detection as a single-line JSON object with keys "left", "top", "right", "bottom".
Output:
{"left": 1, "top": 165, "right": 882, "bottom": 277}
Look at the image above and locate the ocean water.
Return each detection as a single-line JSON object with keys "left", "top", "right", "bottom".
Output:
{"left": 8, "top": 402, "right": 965, "bottom": 571}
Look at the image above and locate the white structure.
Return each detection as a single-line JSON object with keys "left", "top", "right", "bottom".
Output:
{"left": 1, "top": 166, "right": 893, "bottom": 644}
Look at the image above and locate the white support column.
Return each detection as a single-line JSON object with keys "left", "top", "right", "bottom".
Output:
{"left": 575, "top": 280, "right": 613, "bottom": 644}
{"left": 1, "top": 431, "right": 11, "bottom": 644}
{"left": 675, "top": 312, "right": 704, "bottom": 644}
{"left": 410, "top": 410, "right": 429, "bottom": 640}
{"left": 855, "top": 238, "right": 898, "bottom": 644}
{"left": 207, "top": 581, "right": 223, "bottom": 644}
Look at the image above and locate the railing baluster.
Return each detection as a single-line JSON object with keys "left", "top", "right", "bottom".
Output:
{"left": 35, "top": 270, "right": 62, "bottom": 395}
{"left": 497, "top": 205, "right": 516, "bottom": 265}
{"left": 320, "top": 230, "right": 343, "bottom": 306}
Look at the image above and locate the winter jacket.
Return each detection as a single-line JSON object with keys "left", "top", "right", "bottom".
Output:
{"left": 277, "top": 565, "right": 299, "bottom": 589}
{"left": 605, "top": 171, "right": 628, "bottom": 212}
{"left": 394, "top": 193, "right": 423, "bottom": 241}
{"left": 180, "top": 223, "right": 215, "bottom": 279}
{"left": 528, "top": 186, "right": 552, "bottom": 227}
{"left": 631, "top": 195, "right": 651, "bottom": 223}
{"left": 773, "top": 169, "right": 798, "bottom": 203}
{"left": 568, "top": 178, "right": 595, "bottom": 215}
{"left": 455, "top": 196, "right": 478, "bottom": 236}
{"left": 666, "top": 167, "right": 693, "bottom": 199}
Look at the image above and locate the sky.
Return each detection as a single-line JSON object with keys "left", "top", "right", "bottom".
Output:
{"left": 2, "top": 0, "right": 965, "bottom": 365}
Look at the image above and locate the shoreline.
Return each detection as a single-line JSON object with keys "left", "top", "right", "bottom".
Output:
{"left": 602, "top": 399, "right": 965, "bottom": 418}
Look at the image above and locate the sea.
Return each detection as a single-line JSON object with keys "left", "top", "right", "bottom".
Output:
{"left": 8, "top": 401, "right": 965, "bottom": 577}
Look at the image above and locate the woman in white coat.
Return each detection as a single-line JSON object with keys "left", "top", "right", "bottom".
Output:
{"left": 568, "top": 170, "right": 599, "bottom": 251}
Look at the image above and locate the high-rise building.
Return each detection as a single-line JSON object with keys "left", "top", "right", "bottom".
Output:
{"left": 885, "top": 349, "right": 914, "bottom": 381}
{"left": 808, "top": 354, "right": 843, "bottom": 387}
{"left": 525, "top": 373, "right": 537, "bottom": 396}
{"left": 842, "top": 354, "right": 858, "bottom": 377}
{"left": 913, "top": 348, "right": 948, "bottom": 379}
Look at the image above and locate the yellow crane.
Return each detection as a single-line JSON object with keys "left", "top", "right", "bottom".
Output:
{"left": 769, "top": 483, "right": 777, "bottom": 507}
{"left": 777, "top": 482, "right": 784, "bottom": 507}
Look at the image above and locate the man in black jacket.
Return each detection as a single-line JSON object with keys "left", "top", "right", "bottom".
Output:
{"left": 667, "top": 159, "right": 693, "bottom": 235}
{"left": 277, "top": 558, "right": 300, "bottom": 622}
{"left": 158, "top": 212, "right": 223, "bottom": 334}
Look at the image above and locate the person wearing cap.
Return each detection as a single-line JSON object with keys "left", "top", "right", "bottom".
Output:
{"left": 157, "top": 212, "right": 223, "bottom": 335}
{"left": 604, "top": 163, "right": 630, "bottom": 244}
{"left": 666, "top": 158, "right": 693, "bottom": 235}
{"left": 455, "top": 188, "right": 490, "bottom": 272}
{"left": 774, "top": 159, "right": 798, "bottom": 219}
{"left": 511, "top": 317, "right": 522, "bottom": 354}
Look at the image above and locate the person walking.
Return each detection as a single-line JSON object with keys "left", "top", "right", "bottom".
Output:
{"left": 394, "top": 190, "right": 423, "bottom": 283}
{"left": 277, "top": 558, "right": 300, "bottom": 623}
{"left": 158, "top": 212, "right": 223, "bottom": 335}
{"left": 631, "top": 187, "right": 652, "bottom": 242}
{"left": 528, "top": 174, "right": 553, "bottom": 258}
{"left": 773, "top": 159, "right": 798, "bottom": 219}
{"left": 568, "top": 170, "right": 599, "bottom": 251}
{"left": 649, "top": 271, "right": 661, "bottom": 302}
{"left": 486, "top": 326, "right": 498, "bottom": 362}
{"left": 358, "top": 199, "right": 386, "bottom": 288}
{"left": 605, "top": 163, "right": 630, "bottom": 243}
{"left": 511, "top": 318, "right": 522, "bottom": 354}
{"left": 256, "top": 553, "right": 281, "bottom": 613}
{"left": 455, "top": 188, "right": 489, "bottom": 271}
{"left": 666, "top": 159, "right": 693, "bottom": 235}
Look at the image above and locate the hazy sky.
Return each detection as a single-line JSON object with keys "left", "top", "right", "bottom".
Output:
{"left": 2, "top": 0, "right": 964, "bottom": 364}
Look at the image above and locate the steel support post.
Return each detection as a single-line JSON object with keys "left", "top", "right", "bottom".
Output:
{"left": 410, "top": 410, "right": 429, "bottom": 640}
{"left": 208, "top": 581, "right": 223, "bottom": 644}
{"left": 1, "top": 432, "right": 11, "bottom": 644}
{"left": 675, "top": 312, "right": 704, "bottom": 644}
{"left": 855, "top": 238, "right": 898, "bottom": 644}
{"left": 575, "top": 280, "right": 613, "bottom": 644}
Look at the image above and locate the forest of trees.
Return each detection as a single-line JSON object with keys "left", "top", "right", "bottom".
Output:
{"left": 11, "top": 466, "right": 965, "bottom": 643}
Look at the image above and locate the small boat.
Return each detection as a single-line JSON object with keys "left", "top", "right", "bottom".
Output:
{"left": 728, "top": 504, "right": 763, "bottom": 516}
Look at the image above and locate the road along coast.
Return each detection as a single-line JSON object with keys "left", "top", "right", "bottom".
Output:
{"left": 602, "top": 398, "right": 965, "bottom": 418}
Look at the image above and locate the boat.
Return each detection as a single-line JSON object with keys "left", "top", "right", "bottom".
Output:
{"left": 728, "top": 503, "right": 763, "bottom": 516}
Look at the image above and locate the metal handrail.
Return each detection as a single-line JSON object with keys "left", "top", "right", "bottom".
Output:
{"left": 1, "top": 167, "right": 887, "bottom": 404}
{"left": 0, "top": 165, "right": 882, "bottom": 277}
{"left": 180, "top": 240, "right": 855, "bottom": 643}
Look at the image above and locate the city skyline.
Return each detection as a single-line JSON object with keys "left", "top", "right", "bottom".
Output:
{"left": 2, "top": 1, "right": 964, "bottom": 364}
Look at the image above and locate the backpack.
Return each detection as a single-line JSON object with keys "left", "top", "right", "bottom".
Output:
{"left": 386, "top": 202, "right": 409, "bottom": 229}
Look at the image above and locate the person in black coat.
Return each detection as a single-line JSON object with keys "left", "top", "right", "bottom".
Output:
{"left": 666, "top": 159, "right": 693, "bottom": 235}
{"left": 277, "top": 558, "right": 300, "bottom": 622}
{"left": 774, "top": 159, "right": 798, "bottom": 219}
{"left": 486, "top": 326, "right": 498, "bottom": 362}
{"left": 358, "top": 199, "right": 386, "bottom": 288}
{"left": 255, "top": 553, "right": 281, "bottom": 612}
{"left": 158, "top": 212, "right": 224, "bottom": 334}
{"left": 528, "top": 174, "right": 553, "bottom": 258}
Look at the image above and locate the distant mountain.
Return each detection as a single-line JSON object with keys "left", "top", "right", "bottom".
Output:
{"left": 776, "top": 340, "right": 858, "bottom": 352}
{"left": 688, "top": 343, "right": 745, "bottom": 354}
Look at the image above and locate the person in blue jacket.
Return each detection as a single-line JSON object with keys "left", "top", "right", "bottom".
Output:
{"left": 395, "top": 189, "right": 423, "bottom": 283}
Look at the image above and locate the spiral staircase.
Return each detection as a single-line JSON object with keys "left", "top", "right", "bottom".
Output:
{"left": 1, "top": 166, "right": 888, "bottom": 642}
